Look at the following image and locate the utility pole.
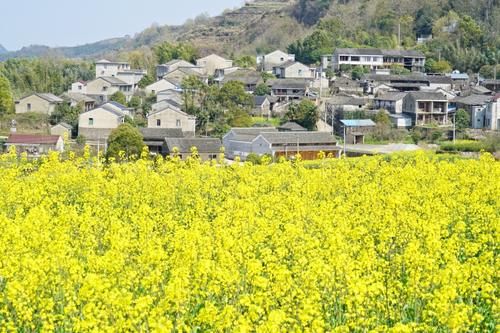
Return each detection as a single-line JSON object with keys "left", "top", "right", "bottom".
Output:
{"left": 453, "top": 112, "right": 456, "bottom": 144}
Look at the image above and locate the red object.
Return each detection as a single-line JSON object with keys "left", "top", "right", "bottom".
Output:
{"left": 7, "top": 134, "right": 60, "bottom": 145}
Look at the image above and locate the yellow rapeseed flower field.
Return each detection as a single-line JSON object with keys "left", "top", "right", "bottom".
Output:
{"left": 0, "top": 148, "right": 498, "bottom": 332}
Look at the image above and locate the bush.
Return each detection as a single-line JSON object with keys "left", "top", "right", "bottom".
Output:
{"left": 246, "top": 153, "right": 262, "bottom": 165}
{"left": 440, "top": 140, "right": 491, "bottom": 152}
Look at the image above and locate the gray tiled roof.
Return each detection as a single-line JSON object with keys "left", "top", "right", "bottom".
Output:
{"left": 229, "top": 127, "right": 278, "bottom": 136}
{"left": 260, "top": 131, "right": 336, "bottom": 145}
{"left": 140, "top": 128, "right": 184, "bottom": 140}
{"left": 375, "top": 91, "right": 408, "bottom": 101}
{"left": 223, "top": 69, "right": 262, "bottom": 85}
{"left": 61, "top": 92, "right": 96, "bottom": 103}
{"left": 270, "top": 78, "right": 311, "bottom": 89}
{"left": 164, "top": 138, "right": 222, "bottom": 153}
{"left": 99, "top": 76, "right": 129, "bottom": 85}
{"left": 277, "top": 122, "right": 307, "bottom": 131}
{"left": 100, "top": 104, "right": 126, "bottom": 117}
{"left": 52, "top": 122, "right": 73, "bottom": 130}
{"left": 407, "top": 92, "right": 447, "bottom": 101}
{"left": 453, "top": 94, "right": 491, "bottom": 106}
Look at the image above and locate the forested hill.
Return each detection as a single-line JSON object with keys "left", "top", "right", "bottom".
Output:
{"left": 0, "top": 45, "right": 7, "bottom": 54}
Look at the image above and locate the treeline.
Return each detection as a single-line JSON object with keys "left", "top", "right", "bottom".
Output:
{"left": 288, "top": 0, "right": 500, "bottom": 74}
{"left": 0, "top": 58, "right": 95, "bottom": 98}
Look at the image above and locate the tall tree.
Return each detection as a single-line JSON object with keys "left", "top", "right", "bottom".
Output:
{"left": 106, "top": 123, "right": 144, "bottom": 160}
{"left": 0, "top": 73, "right": 14, "bottom": 114}
{"left": 285, "top": 100, "right": 319, "bottom": 131}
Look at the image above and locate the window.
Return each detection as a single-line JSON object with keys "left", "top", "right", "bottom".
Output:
{"left": 298, "top": 69, "right": 303, "bottom": 76}
{"left": 88, "top": 118, "right": 94, "bottom": 126}
{"left": 280, "top": 57, "right": 284, "bottom": 61}
{"left": 156, "top": 119, "right": 161, "bottom": 127}
{"left": 351, "top": 56, "right": 360, "bottom": 62}
{"left": 78, "top": 85, "right": 82, "bottom": 90}
{"left": 102, "top": 86, "right": 108, "bottom": 92}
{"left": 176, "top": 119, "right": 181, "bottom": 127}
{"left": 340, "top": 56, "right": 349, "bottom": 61}
{"left": 209, "top": 154, "right": 217, "bottom": 160}
{"left": 27, "top": 103, "right": 31, "bottom": 111}
{"left": 101, "top": 71, "right": 105, "bottom": 75}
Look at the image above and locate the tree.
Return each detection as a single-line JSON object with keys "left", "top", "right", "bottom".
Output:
{"left": 254, "top": 83, "right": 271, "bottom": 96}
{"left": 106, "top": 123, "right": 144, "bottom": 160}
{"left": 128, "top": 96, "right": 142, "bottom": 109}
{"left": 154, "top": 42, "right": 198, "bottom": 64}
{"left": 228, "top": 108, "right": 252, "bottom": 127}
{"left": 110, "top": 91, "right": 127, "bottom": 105}
{"left": 285, "top": 100, "right": 319, "bottom": 131}
{"left": 234, "top": 55, "right": 257, "bottom": 69}
{"left": 49, "top": 103, "right": 80, "bottom": 127}
{"left": 455, "top": 108, "right": 470, "bottom": 130}
{"left": 426, "top": 59, "right": 452, "bottom": 73}
{"left": 0, "top": 74, "right": 14, "bottom": 114}
{"left": 374, "top": 110, "right": 391, "bottom": 126}
{"left": 218, "top": 81, "right": 253, "bottom": 109}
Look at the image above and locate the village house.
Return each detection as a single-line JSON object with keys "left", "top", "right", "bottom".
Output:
{"left": 324, "top": 48, "right": 425, "bottom": 72}
{"left": 273, "top": 61, "right": 313, "bottom": 79}
{"left": 157, "top": 89, "right": 183, "bottom": 104}
{"left": 484, "top": 93, "right": 500, "bottom": 130}
{"left": 453, "top": 94, "right": 492, "bottom": 129}
{"left": 252, "top": 95, "right": 272, "bottom": 117}
{"left": 332, "top": 77, "right": 364, "bottom": 94}
{"left": 163, "top": 137, "right": 222, "bottom": 160}
{"left": 78, "top": 102, "right": 127, "bottom": 140}
{"left": 375, "top": 92, "right": 408, "bottom": 114}
{"left": 163, "top": 67, "right": 206, "bottom": 86}
{"left": 5, "top": 134, "right": 64, "bottom": 155}
{"left": 325, "top": 95, "right": 372, "bottom": 113}
{"left": 223, "top": 128, "right": 340, "bottom": 161}
{"left": 481, "top": 79, "right": 500, "bottom": 92}
{"left": 340, "top": 119, "right": 376, "bottom": 144}
{"left": 85, "top": 77, "right": 133, "bottom": 103}
{"left": 147, "top": 102, "right": 196, "bottom": 136}
{"left": 95, "top": 59, "right": 146, "bottom": 89}
{"left": 60, "top": 92, "right": 96, "bottom": 111}
{"left": 70, "top": 81, "right": 87, "bottom": 94}
{"left": 196, "top": 54, "right": 233, "bottom": 76}
{"left": 364, "top": 74, "right": 452, "bottom": 92}
{"left": 402, "top": 92, "right": 450, "bottom": 126}
{"left": 140, "top": 128, "right": 184, "bottom": 156}
{"left": 449, "top": 72, "right": 470, "bottom": 90}
{"left": 15, "top": 93, "right": 63, "bottom": 115}
{"left": 270, "top": 79, "right": 312, "bottom": 102}
{"left": 257, "top": 50, "right": 295, "bottom": 72}
{"left": 156, "top": 60, "right": 197, "bottom": 80}
{"left": 222, "top": 69, "right": 263, "bottom": 92}
{"left": 50, "top": 122, "right": 73, "bottom": 138}
{"left": 145, "top": 78, "right": 180, "bottom": 96}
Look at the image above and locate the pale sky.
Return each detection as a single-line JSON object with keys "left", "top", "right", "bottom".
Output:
{"left": 0, "top": 0, "right": 244, "bottom": 51}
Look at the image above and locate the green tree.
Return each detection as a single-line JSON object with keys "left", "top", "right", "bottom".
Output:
{"left": 285, "top": 99, "right": 319, "bottom": 130}
{"left": 254, "top": 83, "right": 271, "bottom": 96}
{"left": 455, "top": 108, "right": 470, "bottom": 130}
{"left": 228, "top": 108, "right": 252, "bottom": 127}
{"left": 128, "top": 96, "right": 142, "bottom": 109}
{"left": 218, "top": 81, "right": 253, "bottom": 109}
{"left": 234, "top": 55, "right": 257, "bottom": 69}
{"left": 374, "top": 110, "right": 391, "bottom": 125}
{"left": 138, "top": 74, "right": 155, "bottom": 89}
{"left": 106, "top": 123, "right": 144, "bottom": 160}
{"left": 427, "top": 59, "right": 453, "bottom": 73}
{"left": 154, "top": 42, "right": 198, "bottom": 64}
{"left": 0, "top": 73, "right": 14, "bottom": 114}
{"left": 49, "top": 103, "right": 80, "bottom": 127}
{"left": 110, "top": 91, "right": 127, "bottom": 105}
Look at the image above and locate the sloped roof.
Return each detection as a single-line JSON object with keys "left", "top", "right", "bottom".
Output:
{"left": 107, "top": 101, "right": 128, "bottom": 110}
{"left": 453, "top": 94, "right": 491, "bottom": 106}
{"left": 7, "top": 134, "right": 61, "bottom": 145}
{"left": 52, "top": 122, "right": 73, "bottom": 130}
{"left": 164, "top": 138, "right": 222, "bottom": 153}
{"left": 407, "top": 91, "right": 447, "bottom": 101}
{"left": 223, "top": 69, "right": 262, "bottom": 85}
{"left": 335, "top": 48, "right": 384, "bottom": 56}
{"left": 61, "top": 92, "right": 96, "bottom": 103}
{"left": 259, "top": 131, "right": 336, "bottom": 145}
{"left": 82, "top": 103, "right": 125, "bottom": 118}
{"left": 277, "top": 122, "right": 307, "bottom": 131}
{"left": 140, "top": 128, "right": 184, "bottom": 140}
{"left": 254, "top": 95, "right": 269, "bottom": 106}
{"left": 197, "top": 54, "right": 230, "bottom": 62}
{"left": 335, "top": 48, "right": 425, "bottom": 57}
{"left": 99, "top": 76, "right": 129, "bottom": 85}
{"left": 471, "top": 86, "right": 492, "bottom": 94}
{"left": 375, "top": 92, "right": 408, "bottom": 101}
{"left": 450, "top": 73, "right": 469, "bottom": 80}
{"left": 270, "top": 78, "right": 311, "bottom": 89}
{"left": 427, "top": 76, "right": 453, "bottom": 84}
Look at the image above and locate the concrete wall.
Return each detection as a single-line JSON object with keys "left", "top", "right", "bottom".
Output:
{"left": 284, "top": 63, "right": 313, "bottom": 79}
{"left": 147, "top": 108, "right": 196, "bottom": 134}
{"left": 96, "top": 63, "right": 130, "bottom": 78}
{"left": 15, "top": 95, "right": 55, "bottom": 115}
{"left": 196, "top": 55, "right": 233, "bottom": 76}
{"left": 145, "top": 79, "right": 177, "bottom": 96}
{"left": 86, "top": 78, "right": 120, "bottom": 100}
{"left": 78, "top": 107, "right": 124, "bottom": 140}
{"left": 485, "top": 100, "right": 500, "bottom": 130}
{"left": 71, "top": 82, "right": 87, "bottom": 94}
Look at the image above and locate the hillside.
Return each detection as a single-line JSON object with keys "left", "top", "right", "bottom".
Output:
{"left": 0, "top": 0, "right": 305, "bottom": 61}
{"left": 0, "top": 44, "right": 7, "bottom": 54}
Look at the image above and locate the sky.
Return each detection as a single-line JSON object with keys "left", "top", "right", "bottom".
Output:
{"left": 0, "top": 0, "right": 244, "bottom": 51}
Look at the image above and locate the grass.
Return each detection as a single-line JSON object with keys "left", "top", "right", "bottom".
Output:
{"left": 251, "top": 116, "right": 281, "bottom": 127}
{"left": 440, "top": 140, "right": 492, "bottom": 153}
